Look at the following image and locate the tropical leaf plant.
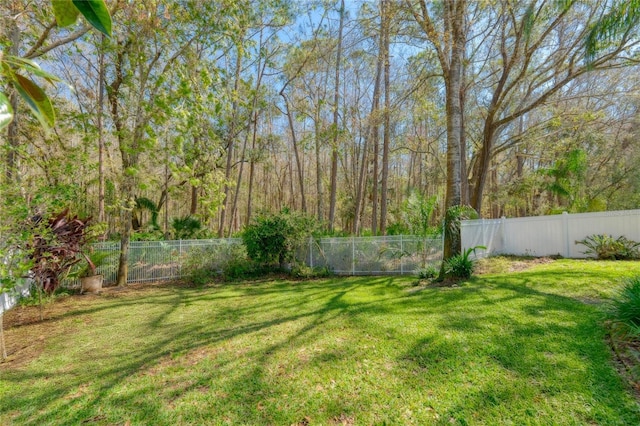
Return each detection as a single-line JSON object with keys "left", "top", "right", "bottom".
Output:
{"left": 0, "top": 0, "right": 112, "bottom": 131}
{"left": 576, "top": 234, "right": 640, "bottom": 260}
{"left": 26, "top": 209, "right": 93, "bottom": 294}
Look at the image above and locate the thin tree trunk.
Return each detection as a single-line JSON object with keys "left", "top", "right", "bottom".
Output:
{"left": 371, "top": 126, "right": 379, "bottom": 236}
{"left": 315, "top": 113, "right": 323, "bottom": 221}
{"left": 0, "top": 313, "right": 6, "bottom": 361}
{"left": 97, "top": 34, "right": 106, "bottom": 227}
{"left": 116, "top": 175, "right": 134, "bottom": 287}
{"left": 283, "top": 95, "right": 307, "bottom": 212}
{"left": 353, "top": 23, "right": 384, "bottom": 235}
{"left": 218, "top": 48, "right": 243, "bottom": 237}
{"left": 328, "top": 0, "right": 345, "bottom": 232}
{"left": 246, "top": 125, "right": 257, "bottom": 226}
{"left": 379, "top": 0, "right": 391, "bottom": 235}
{"left": 190, "top": 185, "right": 198, "bottom": 215}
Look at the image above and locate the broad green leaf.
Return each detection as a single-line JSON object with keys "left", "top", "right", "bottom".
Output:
{"left": 0, "top": 92, "right": 14, "bottom": 131}
{"left": 51, "top": 0, "right": 80, "bottom": 27}
{"left": 3, "top": 56, "right": 62, "bottom": 85}
{"left": 14, "top": 74, "right": 55, "bottom": 128}
{"left": 72, "top": 0, "right": 112, "bottom": 36}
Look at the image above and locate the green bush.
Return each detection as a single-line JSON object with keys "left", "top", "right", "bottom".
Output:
{"left": 609, "top": 277, "right": 640, "bottom": 337}
{"left": 443, "top": 246, "right": 485, "bottom": 279}
{"left": 576, "top": 234, "right": 640, "bottom": 260}
{"left": 242, "top": 209, "right": 317, "bottom": 270}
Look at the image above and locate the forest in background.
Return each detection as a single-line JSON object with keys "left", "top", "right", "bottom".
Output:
{"left": 2, "top": 0, "right": 640, "bottom": 242}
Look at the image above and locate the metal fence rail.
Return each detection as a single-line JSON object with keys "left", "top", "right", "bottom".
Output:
{"left": 76, "top": 235, "right": 442, "bottom": 286}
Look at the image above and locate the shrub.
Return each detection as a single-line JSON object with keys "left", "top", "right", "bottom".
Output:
{"left": 27, "top": 209, "right": 93, "bottom": 294}
{"left": 609, "top": 277, "right": 640, "bottom": 337}
{"left": 576, "top": 234, "right": 640, "bottom": 260}
{"left": 181, "top": 243, "right": 254, "bottom": 284}
{"left": 443, "top": 246, "right": 485, "bottom": 279}
{"left": 242, "top": 209, "right": 317, "bottom": 270}
{"left": 172, "top": 215, "right": 202, "bottom": 240}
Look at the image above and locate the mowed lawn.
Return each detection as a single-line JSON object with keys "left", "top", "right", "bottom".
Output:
{"left": 2, "top": 259, "right": 640, "bottom": 425}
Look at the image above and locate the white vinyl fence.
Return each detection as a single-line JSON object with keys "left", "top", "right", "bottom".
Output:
{"left": 462, "top": 209, "right": 640, "bottom": 258}
{"left": 0, "top": 279, "right": 32, "bottom": 315}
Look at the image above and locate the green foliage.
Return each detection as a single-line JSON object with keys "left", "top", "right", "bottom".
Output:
{"left": 68, "top": 250, "right": 115, "bottom": 278}
{"left": 290, "top": 264, "right": 332, "bottom": 279}
{"left": 576, "top": 234, "right": 640, "bottom": 260}
{"left": 242, "top": 210, "right": 317, "bottom": 269}
{"left": 0, "top": 0, "right": 112, "bottom": 131}
{"left": 130, "top": 230, "right": 165, "bottom": 241}
{"left": 171, "top": 215, "right": 202, "bottom": 240}
{"left": 609, "top": 276, "right": 640, "bottom": 337}
{"left": 444, "top": 205, "right": 479, "bottom": 255}
{"left": 416, "top": 265, "right": 438, "bottom": 280}
{"left": 443, "top": 246, "right": 486, "bottom": 279}
{"left": 403, "top": 191, "right": 439, "bottom": 237}
{"left": 181, "top": 243, "right": 259, "bottom": 284}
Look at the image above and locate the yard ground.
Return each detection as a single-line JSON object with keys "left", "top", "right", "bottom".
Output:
{"left": 1, "top": 258, "right": 640, "bottom": 425}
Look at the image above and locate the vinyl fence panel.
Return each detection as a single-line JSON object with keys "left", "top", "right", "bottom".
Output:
{"left": 462, "top": 209, "right": 640, "bottom": 258}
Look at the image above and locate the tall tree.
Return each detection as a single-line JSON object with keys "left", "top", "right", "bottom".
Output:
{"left": 407, "top": 0, "right": 467, "bottom": 258}
{"left": 328, "top": 0, "right": 346, "bottom": 231}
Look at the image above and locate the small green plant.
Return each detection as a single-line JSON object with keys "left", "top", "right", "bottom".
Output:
{"left": 417, "top": 265, "right": 438, "bottom": 280}
{"left": 576, "top": 234, "right": 640, "bottom": 260}
{"left": 222, "top": 257, "right": 260, "bottom": 281}
{"left": 609, "top": 276, "right": 640, "bottom": 337}
{"left": 443, "top": 245, "right": 486, "bottom": 279}
{"left": 290, "top": 264, "right": 332, "bottom": 279}
{"left": 172, "top": 215, "right": 202, "bottom": 240}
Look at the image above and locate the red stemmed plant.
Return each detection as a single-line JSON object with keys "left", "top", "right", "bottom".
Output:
{"left": 27, "top": 208, "right": 93, "bottom": 294}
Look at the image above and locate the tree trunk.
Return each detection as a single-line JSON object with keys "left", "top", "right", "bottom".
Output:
{"left": 328, "top": 0, "right": 345, "bottom": 232}
{"left": 97, "top": 34, "right": 106, "bottom": 226}
{"left": 379, "top": 0, "right": 391, "bottom": 235}
{"left": 218, "top": 48, "right": 243, "bottom": 237}
{"left": 442, "top": 1, "right": 466, "bottom": 261}
{"left": 283, "top": 95, "right": 307, "bottom": 213}
{"left": 353, "top": 18, "right": 384, "bottom": 235}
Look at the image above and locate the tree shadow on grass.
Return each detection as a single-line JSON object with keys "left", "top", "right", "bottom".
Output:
{"left": 0, "top": 276, "right": 407, "bottom": 425}
{"left": 399, "top": 278, "right": 640, "bottom": 425}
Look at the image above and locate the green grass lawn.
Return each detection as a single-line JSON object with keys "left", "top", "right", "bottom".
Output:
{"left": 1, "top": 259, "right": 640, "bottom": 425}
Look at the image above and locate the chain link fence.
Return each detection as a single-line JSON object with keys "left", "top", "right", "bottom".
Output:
{"left": 77, "top": 235, "right": 442, "bottom": 286}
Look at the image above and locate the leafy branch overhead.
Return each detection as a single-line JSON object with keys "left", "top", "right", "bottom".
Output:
{"left": 0, "top": 0, "right": 112, "bottom": 131}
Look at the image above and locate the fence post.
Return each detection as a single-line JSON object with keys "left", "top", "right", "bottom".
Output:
{"left": 500, "top": 216, "right": 506, "bottom": 254}
{"left": 563, "top": 211, "right": 570, "bottom": 258}
{"left": 352, "top": 236, "right": 356, "bottom": 276}
{"left": 400, "top": 235, "right": 404, "bottom": 275}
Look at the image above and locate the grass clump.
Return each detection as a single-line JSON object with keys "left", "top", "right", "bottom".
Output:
{"left": 610, "top": 276, "right": 640, "bottom": 336}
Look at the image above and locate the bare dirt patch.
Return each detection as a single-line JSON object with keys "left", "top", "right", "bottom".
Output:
{"left": 474, "top": 256, "right": 556, "bottom": 275}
